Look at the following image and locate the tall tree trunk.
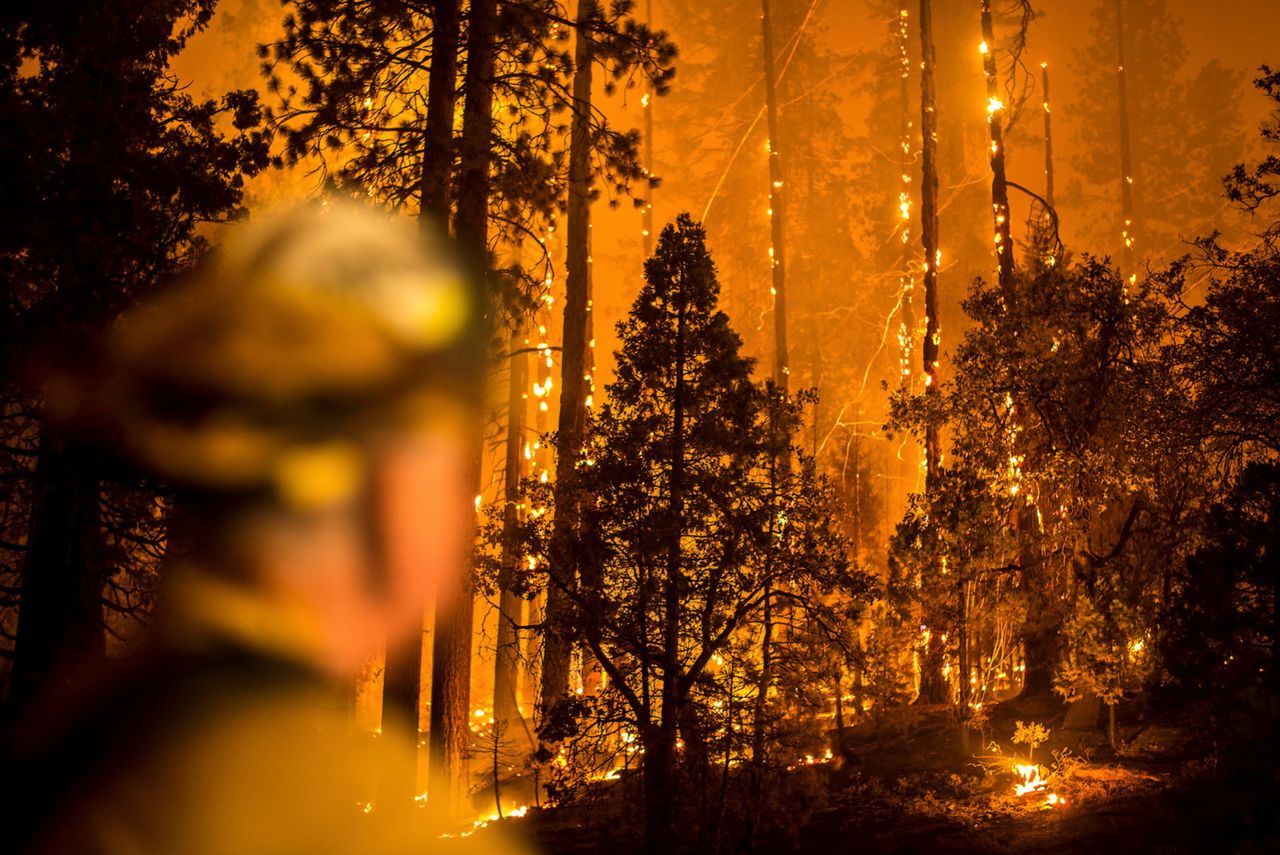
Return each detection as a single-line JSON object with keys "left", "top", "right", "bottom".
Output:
{"left": 427, "top": 535, "right": 474, "bottom": 815}
{"left": 646, "top": 260, "right": 687, "bottom": 855}
{"left": 420, "top": 0, "right": 460, "bottom": 231}
{"left": 980, "top": 0, "right": 1015, "bottom": 297}
{"left": 756, "top": 6, "right": 789, "bottom": 792}
{"left": 978, "top": 0, "right": 1057, "bottom": 701}
{"left": 1041, "top": 62, "right": 1055, "bottom": 209}
{"left": 749, "top": 406, "right": 783, "bottom": 840}
{"left": 10, "top": 430, "right": 104, "bottom": 711}
{"left": 642, "top": 724, "right": 677, "bottom": 854}
{"left": 761, "top": 0, "right": 789, "bottom": 391}
{"left": 851, "top": 409, "right": 863, "bottom": 564}
{"left": 426, "top": 0, "right": 500, "bottom": 816}
{"left": 524, "top": 312, "right": 553, "bottom": 718}
{"left": 494, "top": 328, "right": 529, "bottom": 744}
{"left": 379, "top": 5, "right": 461, "bottom": 806}
{"left": 542, "top": 0, "right": 596, "bottom": 717}
{"left": 958, "top": 579, "right": 971, "bottom": 754}
{"left": 1022, "top": 625, "right": 1059, "bottom": 696}
{"left": 919, "top": 0, "right": 941, "bottom": 487}
{"left": 915, "top": 0, "right": 947, "bottom": 706}
{"left": 752, "top": 595, "right": 774, "bottom": 768}
{"left": 896, "top": 3, "right": 920, "bottom": 494}
{"left": 641, "top": 0, "right": 655, "bottom": 257}
{"left": 833, "top": 672, "right": 845, "bottom": 731}
{"left": 1115, "top": 0, "right": 1136, "bottom": 276}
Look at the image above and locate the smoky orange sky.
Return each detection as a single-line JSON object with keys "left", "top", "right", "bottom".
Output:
{"left": 175, "top": 0, "right": 1280, "bottom": 373}
{"left": 173, "top": 0, "right": 1277, "bottom": 539}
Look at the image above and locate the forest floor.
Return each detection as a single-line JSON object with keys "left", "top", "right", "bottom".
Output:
{"left": 463, "top": 691, "right": 1279, "bottom": 853}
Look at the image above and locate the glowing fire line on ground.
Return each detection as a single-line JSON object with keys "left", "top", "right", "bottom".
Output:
{"left": 437, "top": 804, "right": 531, "bottom": 839}
{"left": 1013, "top": 762, "right": 1065, "bottom": 808}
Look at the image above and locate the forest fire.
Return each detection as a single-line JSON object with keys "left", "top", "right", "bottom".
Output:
{"left": 0, "top": 0, "right": 1277, "bottom": 853}
{"left": 1012, "top": 763, "right": 1067, "bottom": 810}
{"left": 1013, "top": 763, "right": 1046, "bottom": 797}
{"left": 439, "top": 805, "right": 531, "bottom": 840}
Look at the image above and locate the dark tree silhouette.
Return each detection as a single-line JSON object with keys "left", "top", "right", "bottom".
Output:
{"left": 0, "top": 0, "right": 270, "bottom": 707}
{"left": 513, "top": 215, "right": 864, "bottom": 849}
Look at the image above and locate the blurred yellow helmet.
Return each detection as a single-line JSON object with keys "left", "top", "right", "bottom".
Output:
{"left": 49, "top": 200, "right": 484, "bottom": 505}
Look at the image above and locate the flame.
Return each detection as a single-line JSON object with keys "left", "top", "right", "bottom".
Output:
{"left": 1013, "top": 763, "right": 1066, "bottom": 808}
{"left": 1013, "top": 763, "right": 1046, "bottom": 796}
{"left": 439, "top": 804, "right": 531, "bottom": 839}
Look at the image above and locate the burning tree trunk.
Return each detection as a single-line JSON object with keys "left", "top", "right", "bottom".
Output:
{"left": 494, "top": 328, "right": 529, "bottom": 744}
{"left": 761, "top": 0, "right": 789, "bottom": 391}
{"left": 915, "top": 0, "right": 948, "bottom": 707}
{"left": 380, "top": 0, "right": 461, "bottom": 810}
{"left": 642, "top": 0, "right": 656, "bottom": 257}
{"left": 541, "top": 0, "right": 596, "bottom": 718}
{"left": 1115, "top": 0, "right": 1136, "bottom": 276}
{"left": 1041, "top": 62, "right": 1055, "bottom": 209}
{"left": 427, "top": 0, "right": 500, "bottom": 816}
{"left": 971, "top": 0, "right": 1025, "bottom": 727}
{"left": 526, "top": 307, "right": 553, "bottom": 722}
{"left": 896, "top": 3, "right": 920, "bottom": 492}
{"left": 919, "top": 0, "right": 941, "bottom": 487}
{"left": 980, "top": 0, "right": 1015, "bottom": 297}
{"left": 10, "top": 430, "right": 105, "bottom": 708}
{"left": 978, "top": 1, "right": 1058, "bottom": 700}
{"left": 748, "top": 4, "right": 790, "bottom": 800}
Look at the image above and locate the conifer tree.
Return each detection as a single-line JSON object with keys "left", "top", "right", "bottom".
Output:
{"left": 518, "top": 215, "right": 864, "bottom": 847}
{"left": 2, "top": 0, "right": 270, "bottom": 706}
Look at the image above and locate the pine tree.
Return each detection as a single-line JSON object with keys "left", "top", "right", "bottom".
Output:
{"left": 1, "top": 0, "right": 270, "bottom": 707}
{"left": 521, "top": 215, "right": 864, "bottom": 848}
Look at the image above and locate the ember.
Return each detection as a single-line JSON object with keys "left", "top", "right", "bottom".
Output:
{"left": 1, "top": 1, "right": 1276, "bottom": 853}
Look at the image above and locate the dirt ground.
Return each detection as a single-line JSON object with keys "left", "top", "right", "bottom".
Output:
{"left": 462, "top": 692, "right": 1280, "bottom": 853}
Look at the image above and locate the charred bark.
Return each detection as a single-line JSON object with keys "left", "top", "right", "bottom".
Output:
{"left": 980, "top": 0, "right": 1016, "bottom": 297}
{"left": 10, "top": 429, "right": 105, "bottom": 711}
{"left": 419, "top": 0, "right": 460, "bottom": 232}
{"left": 1041, "top": 62, "right": 1055, "bottom": 209}
{"left": 914, "top": 0, "right": 948, "bottom": 707}
{"left": 494, "top": 328, "right": 528, "bottom": 741}
{"left": 425, "top": 0, "right": 500, "bottom": 816}
{"left": 542, "top": 0, "right": 596, "bottom": 716}
{"left": 382, "top": 0, "right": 460, "bottom": 812}
{"left": 919, "top": 0, "right": 941, "bottom": 489}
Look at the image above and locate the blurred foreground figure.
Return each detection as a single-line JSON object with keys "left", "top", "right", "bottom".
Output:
{"left": 7, "top": 202, "right": 520, "bottom": 853}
